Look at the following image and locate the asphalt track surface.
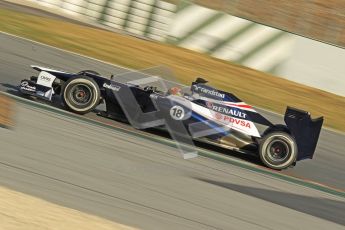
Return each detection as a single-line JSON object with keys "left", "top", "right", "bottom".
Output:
{"left": 1, "top": 98, "right": 345, "bottom": 230}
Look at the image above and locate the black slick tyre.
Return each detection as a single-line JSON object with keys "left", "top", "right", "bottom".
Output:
{"left": 61, "top": 76, "right": 100, "bottom": 114}
{"left": 259, "top": 131, "right": 297, "bottom": 170}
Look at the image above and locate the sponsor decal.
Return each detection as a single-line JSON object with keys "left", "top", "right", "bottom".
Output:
{"left": 103, "top": 83, "right": 121, "bottom": 91}
{"left": 205, "top": 100, "right": 247, "bottom": 119}
{"left": 215, "top": 113, "right": 251, "bottom": 128}
{"left": 193, "top": 85, "right": 225, "bottom": 99}
{"left": 20, "top": 81, "right": 36, "bottom": 92}
{"left": 37, "top": 71, "right": 56, "bottom": 87}
{"left": 211, "top": 104, "right": 247, "bottom": 119}
{"left": 39, "top": 75, "right": 52, "bottom": 82}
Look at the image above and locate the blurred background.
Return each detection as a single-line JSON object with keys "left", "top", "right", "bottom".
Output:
{"left": 15, "top": 0, "right": 344, "bottom": 96}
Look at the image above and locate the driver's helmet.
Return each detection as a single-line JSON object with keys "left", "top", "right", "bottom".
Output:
{"left": 168, "top": 86, "right": 183, "bottom": 96}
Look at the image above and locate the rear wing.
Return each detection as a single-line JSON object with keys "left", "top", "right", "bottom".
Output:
{"left": 284, "top": 107, "right": 323, "bottom": 160}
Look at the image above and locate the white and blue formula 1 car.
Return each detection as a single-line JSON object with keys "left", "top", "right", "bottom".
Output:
{"left": 19, "top": 65, "right": 324, "bottom": 170}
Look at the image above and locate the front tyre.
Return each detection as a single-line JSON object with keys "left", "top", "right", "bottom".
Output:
{"left": 259, "top": 132, "right": 297, "bottom": 170}
{"left": 61, "top": 76, "right": 100, "bottom": 114}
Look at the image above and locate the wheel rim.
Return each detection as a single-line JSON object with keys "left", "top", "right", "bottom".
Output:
{"left": 266, "top": 139, "right": 290, "bottom": 163}
{"left": 69, "top": 84, "right": 92, "bottom": 106}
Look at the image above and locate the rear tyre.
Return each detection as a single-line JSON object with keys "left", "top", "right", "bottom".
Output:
{"left": 61, "top": 76, "right": 100, "bottom": 114}
{"left": 259, "top": 131, "right": 297, "bottom": 170}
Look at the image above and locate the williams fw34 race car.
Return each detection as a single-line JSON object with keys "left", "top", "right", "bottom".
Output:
{"left": 19, "top": 65, "right": 324, "bottom": 170}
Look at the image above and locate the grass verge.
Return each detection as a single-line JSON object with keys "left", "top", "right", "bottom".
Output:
{"left": 0, "top": 94, "right": 14, "bottom": 128}
{"left": 0, "top": 186, "right": 136, "bottom": 230}
{"left": 0, "top": 7, "right": 344, "bottom": 131}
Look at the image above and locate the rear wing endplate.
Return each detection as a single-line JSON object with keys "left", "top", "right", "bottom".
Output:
{"left": 284, "top": 107, "right": 323, "bottom": 160}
